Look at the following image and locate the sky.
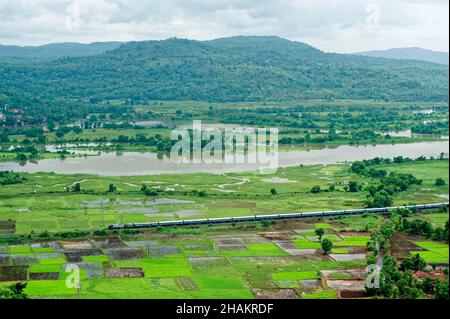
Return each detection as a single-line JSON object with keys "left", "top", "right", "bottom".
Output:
{"left": 0, "top": 0, "right": 448, "bottom": 53}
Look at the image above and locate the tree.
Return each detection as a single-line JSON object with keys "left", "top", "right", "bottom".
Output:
{"left": 397, "top": 270, "right": 423, "bottom": 299}
{"left": 367, "top": 190, "right": 393, "bottom": 208}
{"left": 0, "top": 282, "right": 27, "bottom": 299}
{"left": 16, "top": 153, "right": 28, "bottom": 161}
{"left": 348, "top": 181, "right": 359, "bottom": 192}
{"left": 400, "top": 254, "right": 426, "bottom": 272}
{"left": 72, "top": 183, "right": 81, "bottom": 192}
{"left": 435, "top": 279, "right": 449, "bottom": 300}
{"left": 380, "top": 254, "right": 401, "bottom": 298}
{"left": 310, "top": 185, "right": 321, "bottom": 194}
{"left": 315, "top": 228, "right": 325, "bottom": 242}
{"left": 55, "top": 130, "right": 65, "bottom": 139}
{"left": 270, "top": 188, "right": 277, "bottom": 195}
{"left": 435, "top": 178, "right": 446, "bottom": 186}
{"left": 321, "top": 238, "right": 333, "bottom": 255}
{"left": 108, "top": 183, "right": 117, "bottom": 193}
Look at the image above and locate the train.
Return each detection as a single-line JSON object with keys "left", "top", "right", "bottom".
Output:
{"left": 108, "top": 202, "right": 449, "bottom": 230}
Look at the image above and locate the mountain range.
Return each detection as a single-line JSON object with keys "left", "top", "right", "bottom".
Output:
{"left": 354, "top": 47, "right": 448, "bottom": 65}
{"left": 0, "top": 36, "right": 448, "bottom": 103}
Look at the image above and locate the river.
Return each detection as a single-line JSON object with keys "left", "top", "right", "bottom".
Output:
{"left": 0, "top": 141, "right": 447, "bottom": 176}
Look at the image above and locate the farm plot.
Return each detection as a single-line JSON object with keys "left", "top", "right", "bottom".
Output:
{"left": 2, "top": 212, "right": 434, "bottom": 299}
{"left": 410, "top": 241, "right": 449, "bottom": 264}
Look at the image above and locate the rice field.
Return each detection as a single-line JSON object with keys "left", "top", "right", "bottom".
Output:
{"left": 0, "top": 217, "right": 377, "bottom": 299}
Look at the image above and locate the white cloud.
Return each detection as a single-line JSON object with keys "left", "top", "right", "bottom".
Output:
{"left": 0, "top": 0, "right": 447, "bottom": 52}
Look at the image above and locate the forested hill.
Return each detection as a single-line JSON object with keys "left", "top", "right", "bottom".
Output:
{"left": 0, "top": 42, "right": 122, "bottom": 60}
{"left": 0, "top": 36, "right": 448, "bottom": 103}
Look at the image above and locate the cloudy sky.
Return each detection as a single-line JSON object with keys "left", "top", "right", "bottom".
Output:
{"left": 0, "top": 0, "right": 448, "bottom": 53}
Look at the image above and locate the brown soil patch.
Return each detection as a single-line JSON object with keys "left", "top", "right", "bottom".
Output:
{"left": 273, "top": 220, "right": 308, "bottom": 230}
{"left": 217, "top": 244, "right": 247, "bottom": 251}
{"left": 322, "top": 268, "right": 366, "bottom": 280}
{"left": 0, "top": 254, "right": 10, "bottom": 265}
{"left": 176, "top": 277, "right": 198, "bottom": 291}
{"left": 254, "top": 289, "right": 299, "bottom": 299}
{"left": 64, "top": 249, "right": 103, "bottom": 262}
{"left": 340, "top": 290, "right": 367, "bottom": 298}
{"left": 145, "top": 245, "right": 180, "bottom": 257}
{"left": 326, "top": 279, "right": 365, "bottom": 291}
{"left": 105, "top": 268, "right": 144, "bottom": 278}
{"left": 261, "top": 232, "right": 292, "bottom": 240}
{"left": 189, "top": 257, "right": 229, "bottom": 267}
{"left": 391, "top": 232, "right": 424, "bottom": 260}
{"left": 213, "top": 235, "right": 268, "bottom": 246}
{"left": 92, "top": 237, "right": 125, "bottom": 248}
{"left": 338, "top": 232, "right": 370, "bottom": 237}
{"left": 300, "top": 279, "right": 322, "bottom": 290}
{"left": 106, "top": 248, "right": 145, "bottom": 260}
{"left": 330, "top": 254, "right": 366, "bottom": 261}
{"left": 29, "top": 272, "right": 59, "bottom": 280}
{"left": 274, "top": 241, "right": 320, "bottom": 256}
{"left": 348, "top": 247, "right": 367, "bottom": 254}
{"left": 213, "top": 237, "right": 244, "bottom": 246}
{"left": 0, "top": 266, "right": 28, "bottom": 281}
{"left": 60, "top": 241, "right": 93, "bottom": 250}
{"left": 0, "top": 220, "right": 15, "bottom": 235}
{"left": 31, "top": 241, "right": 63, "bottom": 250}
{"left": 11, "top": 255, "right": 37, "bottom": 266}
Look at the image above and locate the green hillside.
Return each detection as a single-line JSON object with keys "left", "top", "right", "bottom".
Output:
{"left": 0, "top": 36, "right": 448, "bottom": 103}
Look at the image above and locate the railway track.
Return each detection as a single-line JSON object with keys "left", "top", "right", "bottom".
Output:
{"left": 108, "top": 202, "right": 449, "bottom": 230}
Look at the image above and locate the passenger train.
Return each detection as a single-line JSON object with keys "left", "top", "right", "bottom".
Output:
{"left": 108, "top": 202, "right": 449, "bottom": 230}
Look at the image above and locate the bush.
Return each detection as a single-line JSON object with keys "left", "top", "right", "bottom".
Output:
{"left": 310, "top": 185, "right": 321, "bottom": 194}
{"left": 435, "top": 178, "right": 446, "bottom": 186}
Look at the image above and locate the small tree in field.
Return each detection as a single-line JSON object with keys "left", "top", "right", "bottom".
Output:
{"left": 321, "top": 238, "right": 333, "bottom": 255}
{"left": 108, "top": 183, "right": 117, "bottom": 193}
{"left": 72, "top": 183, "right": 81, "bottom": 192}
{"left": 315, "top": 228, "right": 325, "bottom": 242}
{"left": 310, "top": 185, "right": 321, "bottom": 194}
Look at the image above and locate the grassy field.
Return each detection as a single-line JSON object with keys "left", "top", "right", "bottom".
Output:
{"left": 0, "top": 159, "right": 447, "bottom": 235}
{"left": 410, "top": 241, "right": 449, "bottom": 263}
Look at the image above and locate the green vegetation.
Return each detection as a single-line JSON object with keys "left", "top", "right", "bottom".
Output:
{"left": 0, "top": 158, "right": 446, "bottom": 235}
{"left": 0, "top": 35, "right": 448, "bottom": 302}
{"left": 366, "top": 213, "right": 449, "bottom": 299}
{"left": 321, "top": 238, "right": 333, "bottom": 254}
{"left": 0, "top": 282, "right": 27, "bottom": 299}
{"left": 1, "top": 37, "right": 448, "bottom": 113}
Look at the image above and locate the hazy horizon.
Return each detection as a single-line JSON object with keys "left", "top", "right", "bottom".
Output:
{"left": 0, "top": 0, "right": 448, "bottom": 53}
{"left": 0, "top": 36, "right": 448, "bottom": 55}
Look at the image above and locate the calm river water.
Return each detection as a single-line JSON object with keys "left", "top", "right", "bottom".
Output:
{"left": 0, "top": 141, "right": 447, "bottom": 176}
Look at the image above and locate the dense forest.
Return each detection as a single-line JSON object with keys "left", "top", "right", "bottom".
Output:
{"left": 0, "top": 36, "right": 448, "bottom": 106}
{"left": 0, "top": 42, "right": 122, "bottom": 60}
